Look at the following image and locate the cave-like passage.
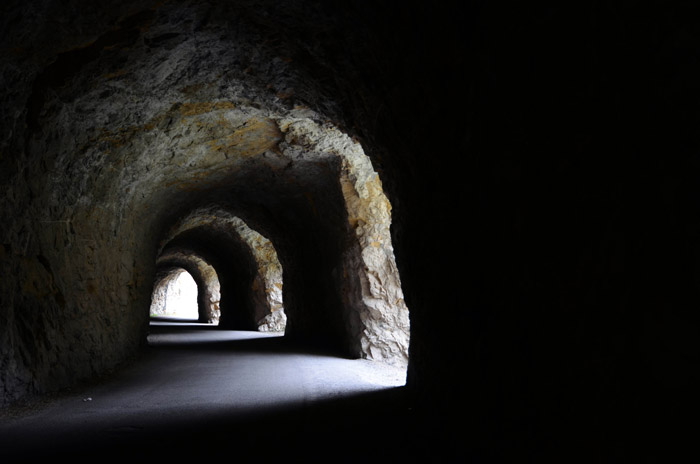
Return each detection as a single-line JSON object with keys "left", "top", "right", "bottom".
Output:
{"left": 157, "top": 209, "right": 286, "bottom": 332}
{"left": 154, "top": 248, "right": 224, "bottom": 325}
{"left": 0, "top": 4, "right": 413, "bottom": 452}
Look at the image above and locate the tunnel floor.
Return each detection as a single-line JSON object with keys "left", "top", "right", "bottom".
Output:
{"left": 0, "top": 323, "right": 413, "bottom": 462}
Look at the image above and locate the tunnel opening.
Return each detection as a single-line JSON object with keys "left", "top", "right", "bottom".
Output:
{"left": 140, "top": 116, "right": 411, "bottom": 373}
{"left": 145, "top": 121, "right": 411, "bottom": 367}
{"left": 156, "top": 208, "right": 287, "bottom": 333}
{"left": 150, "top": 267, "right": 199, "bottom": 321}
{"left": 155, "top": 249, "right": 222, "bottom": 325}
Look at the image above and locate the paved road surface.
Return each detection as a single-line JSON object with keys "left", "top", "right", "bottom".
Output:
{"left": 0, "top": 322, "right": 415, "bottom": 462}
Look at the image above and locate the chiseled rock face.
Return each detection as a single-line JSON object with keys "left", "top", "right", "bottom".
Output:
{"left": 258, "top": 310, "right": 287, "bottom": 333}
{"left": 0, "top": 0, "right": 409, "bottom": 405}
{"left": 280, "top": 120, "right": 410, "bottom": 366}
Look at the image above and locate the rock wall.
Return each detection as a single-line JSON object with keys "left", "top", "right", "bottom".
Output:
{"left": 0, "top": 0, "right": 415, "bottom": 405}
{"left": 279, "top": 119, "right": 410, "bottom": 365}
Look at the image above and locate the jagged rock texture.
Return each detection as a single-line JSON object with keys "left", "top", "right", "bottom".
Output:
{"left": 0, "top": 0, "right": 410, "bottom": 404}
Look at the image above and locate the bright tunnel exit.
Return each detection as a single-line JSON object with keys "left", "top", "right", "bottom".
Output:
{"left": 150, "top": 268, "right": 199, "bottom": 320}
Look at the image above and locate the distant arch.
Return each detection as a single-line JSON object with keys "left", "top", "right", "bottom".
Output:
{"left": 150, "top": 267, "right": 199, "bottom": 320}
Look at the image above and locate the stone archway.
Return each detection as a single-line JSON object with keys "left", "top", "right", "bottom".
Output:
{"left": 156, "top": 250, "right": 221, "bottom": 324}
{"left": 0, "top": 0, "right": 414, "bottom": 405}
{"left": 150, "top": 267, "right": 198, "bottom": 320}
{"left": 160, "top": 208, "right": 285, "bottom": 332}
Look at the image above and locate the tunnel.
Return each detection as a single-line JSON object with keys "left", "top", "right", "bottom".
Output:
{"left": 153, "top": 248, "right": 222, "bottom": 324}
{"left": 150, "top": 266, "right": 200, "bottom": 320}
{"left": 1, "top": 0, "right": 698, "bottom": 462}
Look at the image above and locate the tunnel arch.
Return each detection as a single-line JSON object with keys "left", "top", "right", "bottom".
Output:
{"left": 155, "top": 250, "right": 221, "bottom": 324}
{"left": 161, "top": 226, "right": 263, "bottom": 331}
{"left": 158, "top": 208, "right": 285, "bottom": 332}
{"left": 0, "top": 0, "right": 413, "bottom": 406}
{"left": 150, "top": 266, "right": 198, "bottom": 320}
{"left": 143, "top": 116, "right": 411, "bottom": 365}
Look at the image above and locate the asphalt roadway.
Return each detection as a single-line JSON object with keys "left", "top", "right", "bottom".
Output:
{"left": 0, "top": 321, "right": 421, "bottom": 463}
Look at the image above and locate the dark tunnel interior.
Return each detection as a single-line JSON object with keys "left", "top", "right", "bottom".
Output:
{"left": 164, "top": 227, "right": 263, "bottom": 330}
{"left": 1, "top": 0, "right": 699, "bottom": 461}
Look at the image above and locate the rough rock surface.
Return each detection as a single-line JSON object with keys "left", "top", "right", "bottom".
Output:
{"left": 279, "top": 120, "right": 410, "bottom": 365}
{"left": 0, "top": 0, "right": 410, "bottom": 404}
